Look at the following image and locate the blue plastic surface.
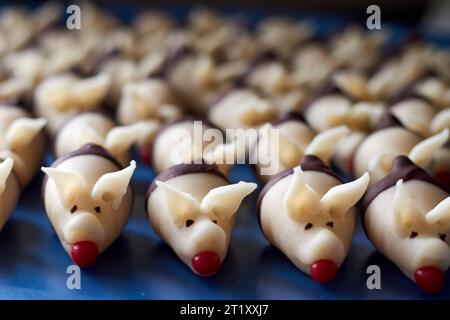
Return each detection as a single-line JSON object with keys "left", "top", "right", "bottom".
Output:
{"left": 1, "top": 2, "right": 450, "bottom": 300}
{"left": 0, "top": 154, "right": 449, "bottom": 300}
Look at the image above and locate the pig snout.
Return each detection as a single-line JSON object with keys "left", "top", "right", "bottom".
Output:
{"left": 189, "top": 221, "right": 226, "bottom": 276}
{"left": 63, "top": 212, "right": 104, "bottom": 267}
{"left": 412, "top": 239, "right": 450, "bottom": 293}
{"left": 298, "top": 228, "right": 345, "bottom": 283}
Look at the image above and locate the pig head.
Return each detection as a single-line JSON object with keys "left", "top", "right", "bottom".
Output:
{"left": 261, "top": 166, "right": 369, "bottom": 283}
{"left": 366, "top": 178, "right": 450, "bottom": 293}
{"left": 0, "top": 108, "right": 47, "bottom": 187}
{"left": 149, "top": 179, "right": 256, "bottom": 276}
{"left": 42, "top": 159, "right": 136, "bottom": 267}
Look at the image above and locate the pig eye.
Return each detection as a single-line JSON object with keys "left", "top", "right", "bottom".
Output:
{"left": 439, "top": 234, "right": 447, "bottom": 242}
{"left": 409, "top": 231, "right": 418, "bottom": 239}
{"left": 70, "top": 205, "right": 78, "bottom": 213}
{"left": 185, "top": 219, "right": 194, "bottom": 227}
{"left": 304, "top": 223, "right": 313, "bottom": 231}
{"left": 326, "top": 221, "right": 334, "bottom": 228}
{"left": 94, "top": 206, "right": 101, "bottom": 213}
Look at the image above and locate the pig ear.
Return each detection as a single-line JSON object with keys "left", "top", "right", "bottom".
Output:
{"left": 5, "top": 118, "right": 47, "bottom": 149}
{"left": 0, "top": 158, "right": 14, "bottom": 194}
{"left": 393, "top": 180, "right": 424, "bottom": 237}
{"left": 155, "top": 180, "right": 200, "bottom": 227}
{"left": 409, "top": 129, "right": 449, "bottom": 167}
{"left": 41, "top": 166, "right": 86, "bottom": 208}
{"left": 431, "top": 109, "right": 450, "bottom": 134}
{"left": 91, "top": 161, "right": 136, "bottom": 210}
{"left": 75, "top": 126, "right": 104, "bottom": 147}
{"left": 320, "top": 172, "right": 370, "bottom": 220}
{"left": 351, "top": 102, "right": 385, "bottom": 129}
{"left": 368, "top": 153, "right": 394, "bottom": 178}
{"left": 426, "top": 197, "right": 450, "bottom": 228}
{"left": 104, "top": 122, "right": 159, "bottom": 155}
{"left": 284, "top": 166, "right": 321, "bottom": 221}
{"left": 239, "top": 97, "right": 275, "bottom": 126}
{"left": 200, "top": 181, "right": 257, "bottom": 221}
{"left": 73, "top": 74, "right": 110, "bottom": 110}
{"left": 278, "top": 135, "right": 303, "bottom": 168}
{"left": 304, "top": 126, "right": 350, "bottom": 164}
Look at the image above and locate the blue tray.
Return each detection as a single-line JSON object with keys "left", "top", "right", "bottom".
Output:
{"left": 0, "top": 154, "right": 449, "bottom": 300}
{"left": 1, "top": 3, "right": 449, "bottom": 300}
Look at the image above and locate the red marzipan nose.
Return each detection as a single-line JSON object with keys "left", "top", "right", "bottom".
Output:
{"left": 435, "top": 170, "right": 450, "bottom": 187}
{"left": 414, "top": 266, "right": 444, "bottom": 294}
{"left": 139, "top": 144, "right": 151, "bottom": 165}
{"left": 310, "top": 260, "right": 337, "bottom": 284}
{"left": 191, "top": 252, "right": 221, "bottom": 276}
{"left": 70, "top": 241, "right": 99, "bottom": 268}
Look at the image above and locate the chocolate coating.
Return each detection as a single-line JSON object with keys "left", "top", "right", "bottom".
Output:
{"left": 303, "top": 79, "right": 346, "bottom": 113}
{"left": 50, "top": 143, "right": 123, "bottom": 170}
{"left": 389, "top": 69, "right": 438, "bottom": 107}
{"left": 153, "top": 46, "right": 194, "bottom": 78}
{"left": 42, "top": 144, "right": 126, "bottom": 206}
{"left": 362, "top": 155, "right": 450, "bottom": 211}
{"left": 234, "top": 49, "right": 280, "bottom": 87}
{"left": 257, "top": 155, "right": 343, "bottom": 220}
{"left": 271, "top": 111, "right": 306, "bottom": 126}
{"left": 145, "top": 162, "right": 229, "bottom": 210}
{"left": 374, "top": 112, "right": 405, "bottom": 131}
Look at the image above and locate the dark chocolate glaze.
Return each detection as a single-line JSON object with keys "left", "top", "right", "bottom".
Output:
{"left": 362, "top": 155, "right": 450, "bottom": 211}
{"left": 256, "top": 155, "right": 343, "bottom": 228}
{"left": 50, "top": 143, "right": 123, "bottom": 170}
{"left": 234, "top": 50, "right": 280, "bottom": 87}
{"left": 152, "top": 45, "right": 194, "bottom": 78}
{"left": 53, "top": 110, "right": 117, "bottom": 155}
{"left": 41, "top": 143, "right": 134, "bottom": 222}
{"left": 388, "top": 69, "right": 438, "bottom": 107}
{"left": 303, "top": 79, "right": 346, "bottom": 114}
{"left": 145, "top": 162, "right": 229, "bottom": 211}
{"left": 374, "top": 112, "right": 405, "bottom": 131}
{"left": 207, "top": 84, "right": 267, "bottom": 112}
{"left": 271, "top": 112, "right": 306, "bottom": 126}
{"left": 42, "top": 144, "right": 129, "bottom": 212}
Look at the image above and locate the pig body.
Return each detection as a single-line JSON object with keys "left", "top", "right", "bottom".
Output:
{"left": 151, "top": 118, "right": 248, "bottom": 176}
{"left": 146, "top": 163, "right": 256, "bottom": 276}
{"left": 390, "top": 97, "right": 437, "bottom": 138}
{"left": 304, "top": 71, "right": 385, "bottom": 133}
{"left": 55, "top": 112, "right": 159, "bottom": 165}
{"left": 258, "top": 155, "right": 369, "bottom": 283}
{"left": 0, "top": 105, "right": 47, "bottom": 188}
{"left": 208, "top": 89, "right": 276, "bottom": 130}
{"left": 353, "top": 113, "right": 449, "bottom": 186}
{"left": 117, "top": 79, "right": 182, "bottom": 125}
{"left": 0, "top": 158, "right": 19, "bottom": 231}
{"left": 34, "top": 73, "right": 110, "bottom": 134}
{"left": 253, "top": 115, "right": 348, "bottom": 182}
{"left": 363, "top": 156, "right": 450, "bottom": 293}
{"left": 42, "top": 144, "right": 136, "bottom": 267}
